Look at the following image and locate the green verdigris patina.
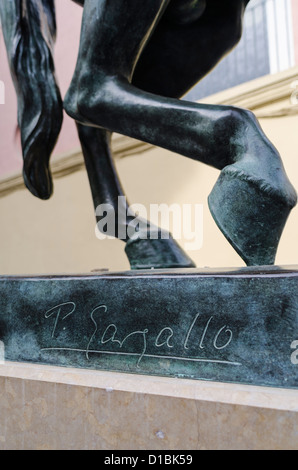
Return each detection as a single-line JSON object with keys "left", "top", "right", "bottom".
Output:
{"left": 0, "top": 267, "right": 297, "bottom": 389}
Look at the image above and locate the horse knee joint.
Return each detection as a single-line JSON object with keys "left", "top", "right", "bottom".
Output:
{"left": 77, "top": 76, "right": 114, "bottom": 122}
{"left": 215, "top": 107, "right": 246, "bottom": 141}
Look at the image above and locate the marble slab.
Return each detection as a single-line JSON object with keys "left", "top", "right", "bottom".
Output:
{"left": 0, "top": 362, "right": 297, "bottom": 450}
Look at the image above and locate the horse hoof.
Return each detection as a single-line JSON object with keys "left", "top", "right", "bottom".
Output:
{"left": 125, "top": 230, "right": 196, "bottom": 270}
{"left": 208, "top": 168, "right": 296, "bottom": 266}
{"left": 23, "top": 159, "right": 53, "bottom": 200}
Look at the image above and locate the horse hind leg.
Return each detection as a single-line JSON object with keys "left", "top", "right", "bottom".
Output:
{"left": 77, "top": 124, "right": 195, "bottom": 269}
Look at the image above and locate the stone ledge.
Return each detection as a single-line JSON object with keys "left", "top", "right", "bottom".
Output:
{"left": 0, "top": 361, "right": 298, "bottom": 411}
{"left": 0, "top": 362, "right": 297, "bottom": 450}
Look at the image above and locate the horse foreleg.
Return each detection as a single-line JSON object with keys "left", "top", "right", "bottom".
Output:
{"left": 76, "top": 124, "right": 195, "bottom": 269}
{"left": 65, "top": 0, "right": 297, "bottom": 266}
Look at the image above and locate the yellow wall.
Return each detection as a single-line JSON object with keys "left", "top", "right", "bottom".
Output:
{"left": 0, "top": 71, "right": 297, "bottom": 275}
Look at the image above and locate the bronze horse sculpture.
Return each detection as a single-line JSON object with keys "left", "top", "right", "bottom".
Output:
{"left": 0, "top": 0, "right": 297, "bottom": 269}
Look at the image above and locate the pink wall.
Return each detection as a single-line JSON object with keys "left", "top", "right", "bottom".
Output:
{"left": 0, "top": 0, "right": 83, "bottom": 178}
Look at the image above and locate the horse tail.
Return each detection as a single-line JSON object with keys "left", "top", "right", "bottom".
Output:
{"left": 0, "top": 0, "right": 63, "bottom": 199}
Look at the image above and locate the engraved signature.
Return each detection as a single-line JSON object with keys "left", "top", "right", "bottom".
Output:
{"left": 45, "top": 302, "right": 76, "bottom": 338}
{"left": 41, "top": 302, "right": 241, "bottom": 368}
